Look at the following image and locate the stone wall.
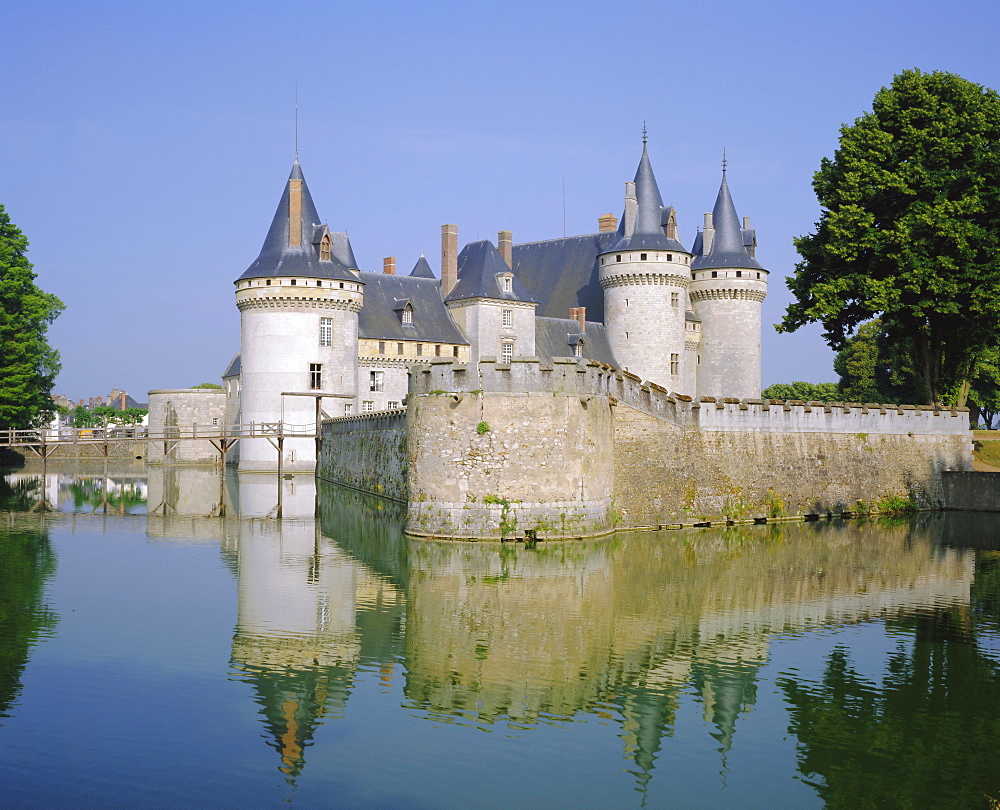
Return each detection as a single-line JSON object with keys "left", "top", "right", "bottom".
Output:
{"left": 321, "top": 357, "right": 973, "bottom": 539}
{"left": 941, "top": 471, "right": 1000, "bottom": 512}
{"left": 318, "top": 410, "right": 408, "bottom": 502}
{"left": 146, "top": 389, "right": 227, "bottom": 464}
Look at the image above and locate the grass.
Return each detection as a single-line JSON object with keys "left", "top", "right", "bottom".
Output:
{"left": 973, "top": 436, "right": 1000, "bottom": 468}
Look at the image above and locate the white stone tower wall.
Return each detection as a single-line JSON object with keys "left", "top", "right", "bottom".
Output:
{"left": 601, "top": 251, "right": 691, "bottom": 390}
{"left": 236, "top": 278, "right": 362, "bottom": 471}
{"left": 689, "top": 275, "right": 767, "bottom": 399}
{"left": 447, "top": 300, "right": 535, "bottom": 364}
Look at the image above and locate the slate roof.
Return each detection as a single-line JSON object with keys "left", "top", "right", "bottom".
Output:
{"left": 237, "top": 161, "right": 359, "bottom": 283}
{"left": 691, "top": 173, "right": 764, "bottom": 271}
{"left": 534, "top": 317, "right": 618, "bottom": 366}
{"left": 512, "top": 232, "right": 616, "bottom": 321}
{"left": 445, "top": 240, "right": 536, "bottom": 304}
{"left": 223, "top": 353, "right": 241, "bottom": 378}
{"left": 603, "top": 145, "right": 687, "bottom": 254}
{"left": 358, "top": 272, "right": 467, "bottom": 344}
{"left": 409, "top": 254, "right": 436, "bottom": 278}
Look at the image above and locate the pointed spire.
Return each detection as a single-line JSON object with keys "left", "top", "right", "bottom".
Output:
{"left": 237, "top": 161, "right": 356, "bottom": 282}
{"left": 603, "top": 139, "right": 686, "bottom": 253}
{"left": 691, "top": 167, "right": 763, "bottom": 271}
{"left": 409, "top": 254, "right": 436, "bottom": 279}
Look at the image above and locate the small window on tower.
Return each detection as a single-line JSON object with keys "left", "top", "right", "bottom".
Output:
{"left": 266, "top": 279, "right": 271, "bottom": 285}
{"left": 309, "top": 363, "right": 322, "bottom": 390}
{"left": 502, "top": 342, "right": 514, "bottom": 363}
{"left": 736, "top": 271, "right": 742, "bottom": 278}
{"left": 291, "top": 279, "right": 297, "bottom": 285}
{"left": 640, "top": 253, "right": 647, "bottom": 261}
{"left": 670, "top": 353, "right": 679, "bottom": 376}
{"left": 671, "top": 292, "right": 679, "bottom": 308}
{"left": 502, "top": 309, "right": 513, "bottom": 328}
{"left": 616, "top": 255, "right": 622, "bottom": 263}
{"left": 711, "top": 271, "right": 718, "bottom": 278}
{"left": 667, "top": 254, "right": 672, "bottom": 261}
{"left": 319, "top": 318, "right": 333, "bottom": 346}
{"left": 316, "top": 280, "right": 321, "bottom": 287}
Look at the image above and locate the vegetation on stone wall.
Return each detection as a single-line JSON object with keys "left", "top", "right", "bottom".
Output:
{"left": 761, "top": 382, "right": 841, "bottom": 402}
{"left": 778, "top": 69, "right": 1000, "bottom": 407}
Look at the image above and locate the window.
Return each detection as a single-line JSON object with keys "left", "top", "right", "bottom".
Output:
{"left": 640, "top": 253, "right": 647, "bottom": 261}
{"left": 757, "top": 272, "right": 761, "bottom": 279}
{"left": 502, "top": 277, "right": 512, "bottom": 293}
{"left": 435, "top": 344, "right": 441, "bottom": 356}
{"left": 671, "top": 292, "right": 679, "bottom": 308}
{"left": 616, "top": 254, "right": 622, "bottom": 263}
{"left": 667, "top": 254, "right": 672, "bottom": 261}
{"left": 378, "top": 341, "right": 385, "bottom": 354}
{"left": 711, "top": 271, "right": 718, "bottom": 278}
{"left": 290, "top": 279, "right": 297, "bottom": 286}
{"left": 266, "top": 279, "right": 271, "bottom": 285}
{"left": 416, "top": 344, "right": 423, "bottom": 356}
{"left": 402, "top": 309, "right": 412, "bottom": 324}
{"left": 502, "top": 342, "right": 513, "bottom": 363}
{"left": 574, "top": 342, "right": 583, "bottom": 357}
{"left": 309, "top": 363, "right": 322, "bottom": 390}
{"left": 453, "top": 346, "right": 460, "bottom": 357}
{"left": 670, "top": 353, "right": 679, "bottom": 375}
{"left": 362, "top": 401, "right": 374, "bottom": 412}
{"left": 388, "top": 401, "right": 400, "bottom": 409}
{"left": 736, "top": 271, "right": 742, "bottom": 278}
{"left": 502, "top": 309, "right": 513, "bottom": 327}
{"left": 370, "top": 371, "right": 384, "bottom": 392}
{"left": 339, "top": 282, "right": 344, "bottom": 289}
{"left": 212, "top": 417, "right": 218, "bottom": 426}
{"left": 316, "top": 280, "right": 322, "bottom": 287}
{"left": 344, "top": 403, "right": 352, "bottom": 416}
{"left": 397, "top": 342, "right": 404, "bottom": 355}
{"left": 320, "top": 236, "right": 331, "bottom": 261}
{"left": 319, "top": 318, "right": 333, "bottom": 346}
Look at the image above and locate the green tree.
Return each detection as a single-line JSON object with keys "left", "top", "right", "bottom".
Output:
{"left": 833, "top": 319, "right": 918, "bottom": 404}
{"left": 778, "top": 69, "right": 1000, "bottom": 407}
{"left": 761, "top": 381, "right": 841, "bottom": 402}
{"left": 0, "top": 205, "right": 63, "bottom": 429}
{"left": 191, "top": 382, "right": 222, "bottom": 389}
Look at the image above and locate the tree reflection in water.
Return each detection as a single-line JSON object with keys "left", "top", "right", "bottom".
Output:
{"left": 780, "top": 551, "right": 1000, "bottom": 809}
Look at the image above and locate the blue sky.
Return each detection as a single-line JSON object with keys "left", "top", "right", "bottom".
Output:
{"left": 4, "top": 0, "right": 1000, "bottom": 402}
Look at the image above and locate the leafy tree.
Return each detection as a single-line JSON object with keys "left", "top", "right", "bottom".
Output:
{"left": 191, "top": 382, "right": 222, "bottom": 389}
{"left": 833, "top": 319, "right": 918, "bottom": 404}
{"left": 0, "top": 205, "right": 64, "bottom": 429}
{"left": 761, "top": 381, "right": 841, "bottom": 402}
{"left": 778, "top": 69, "right": 1000, "bottom": 407}
{"left": 73, "top": 405, "right": 147, "bottom": 428}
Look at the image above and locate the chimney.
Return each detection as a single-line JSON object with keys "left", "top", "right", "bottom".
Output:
{"left": 598, "top": 213, "right": 618, "bottom": 233}
{"left": 498, "top": 230, "right": 512, "bottom": 268}
{"left": 570, "top": 307, "right": 586, "bottom": 333}
{"left": 79, "top": 399, "right": 84, "bottom": 407}
{"left": 89, "top": 397, "right": 95, "bottom": 408}
{"left": 702, "top": 212, "right": 715, "bottom": 254}
{"left": 743, "top": 216, "right": 751, "bottom": 230}
{"left": 441, "top": 224, "right": 458, "bottom": 296}
{"left": 383, "top": 256, "right": 396, "bottom": 275}
{"left": 623, "top": 182, "right": 637, "bottom": 237}
{"left": 288, "top": 179, "right": 302, "bottom": 246}
{"left": 120, "top": 390, "right": 127, "bottom": 410}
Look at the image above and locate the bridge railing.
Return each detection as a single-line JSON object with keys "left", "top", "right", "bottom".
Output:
{"left": 0, "top": 422, "right": 321, "bottom": 447}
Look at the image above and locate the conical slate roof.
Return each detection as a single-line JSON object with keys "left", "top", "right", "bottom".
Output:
{"left": 237, "top": 161, "right": 357, "bottom": 282}
{"left": 603, "top": 144, "right": 687, "bottom": 254}
{"left": 691, "top": 172, "right": 763, "bottom": 271}
{"left": 444, "top": 240, "right": 536, "bottom": 304}
{"left": 409, "top": 254, "right": 436, "bottom": 278}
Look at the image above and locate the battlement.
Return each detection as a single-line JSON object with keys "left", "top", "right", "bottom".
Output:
{"left": 409, "top": 359, "right": 970, "bottom": 437}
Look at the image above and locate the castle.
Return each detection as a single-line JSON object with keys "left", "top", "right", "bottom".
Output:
{"left": 226, "top": 141, "right": 767, "bottom": 471}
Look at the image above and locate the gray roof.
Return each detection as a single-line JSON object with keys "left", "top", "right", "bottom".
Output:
{"left": 691, "top": 173, "right": 764, "bottom": 271}
{"left": 330, "top": 231, "right": 358, "bottom": 270}
{"left": 222, "top": 353, "right": 241, "bottom": 378}
{"left": 603, "top": 145, "right": 687, "bottom": 254}
{"left": 534, "top": 317, "right": 618, "bottom": 367}
{"left": 237, "top": 161, "right": 358, "bottom": 283}
{"left": 445, "top": 240, "right": 536, "bottom": 304}
{"left": 512, "top": 232, "right": 616, "bottom": 321}
{"left": 409, "top": 254, "right": 436, "bottom": 278}
{"left": 359, "top": 272, "right": 467, "bottom": 343}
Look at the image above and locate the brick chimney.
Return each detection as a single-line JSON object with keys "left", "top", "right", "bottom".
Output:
{"left": 441, "top": 224, "right": 458, "bottom": 296}
{"left": 120, "top": 390, "right": 127, "bottom": 410}
{"left": 88, "top": 397, "right": 95, "bottom": 408}
{"left": 598, "top": 213, "right": 618, "bottom": 233}
{"left": 383, "top": 256, "right": 396, "bottom": 275}
{"left": 570, "top": 306, "right": 586, "bottom": 333}
{"left": 498, "top": 230, "right": 512, "bottom": 268}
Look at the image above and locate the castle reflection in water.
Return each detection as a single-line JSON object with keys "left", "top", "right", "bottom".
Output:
{"left": 97, "top": 464, "right": 974, "bottom": 790}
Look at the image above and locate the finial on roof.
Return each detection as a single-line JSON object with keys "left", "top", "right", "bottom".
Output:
{"left": 722, "top": 148, "right": 727, "bottom": 175}
{"left": 294, "top": 82, "right": 299, "bottom": 162}
{"left": 642, "top": 121, "right": 648, "bottom": 147}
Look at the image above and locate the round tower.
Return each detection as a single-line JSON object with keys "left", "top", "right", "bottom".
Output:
{"left": 688, "top": 169, "right": 767, "bottom": 399}
{"left": 235, "top": 160, "right": 363, "bottom": 472}
{"left": 600, "top": 143, "right": 693, "bottom": 391}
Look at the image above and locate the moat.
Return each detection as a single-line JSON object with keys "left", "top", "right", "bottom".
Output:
{"left": 2, "top": 463, "right": 1000, "bottom": 808}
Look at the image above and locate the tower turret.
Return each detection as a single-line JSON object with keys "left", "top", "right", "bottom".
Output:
{"left": 688, "top": 167, "right": 767, "bottom": 399}
{"left": 599, "top": 142, "right": 693, "bottom": 391}
{"left": 234, "top": 160, "right": 364, "bottom": 471}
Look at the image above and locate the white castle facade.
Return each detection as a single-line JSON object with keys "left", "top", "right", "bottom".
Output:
{"left": 225, "top": 142, "right": 767, "bottom": 471}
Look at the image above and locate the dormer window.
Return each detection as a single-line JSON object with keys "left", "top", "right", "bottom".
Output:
{"left": 402, "top": 309, "right": 412, "bottom": 324}
{"left": 574, "top": 342, "right": 583, "bottom": 358}
{"left": 320, "top": 235, "right": 332, "bottom": 262}
{"left": 496, "top": 273, "right": 513, "bottom": 294}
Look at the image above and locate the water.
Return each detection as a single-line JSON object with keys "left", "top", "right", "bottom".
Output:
{"left": 2, "top": 463, "right": 1000, "bottom": 808}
